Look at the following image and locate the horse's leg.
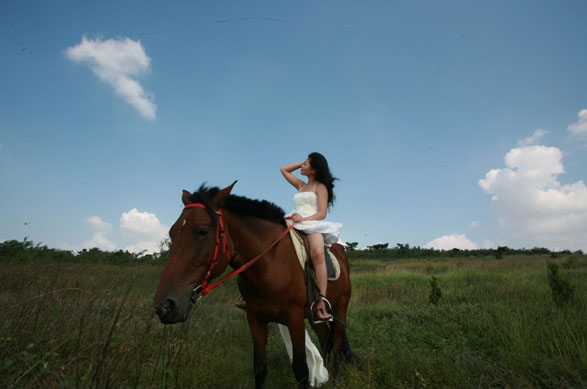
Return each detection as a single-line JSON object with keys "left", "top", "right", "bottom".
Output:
{"left": 287, "top": 312, "right": 310, "bottom": 388}
{"left": 332, "top": 324, "right": 344, "bottom": 378}
{"left": 247, "top": 312, "right": 268, "bottom": 389}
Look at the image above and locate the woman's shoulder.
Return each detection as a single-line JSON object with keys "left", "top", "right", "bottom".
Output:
{"left": 315, "top": 182, "right": 327, "bottom": 191}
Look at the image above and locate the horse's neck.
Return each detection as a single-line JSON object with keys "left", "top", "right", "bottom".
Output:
{"left": 227, "top": 215, "right": 286, "bottom": 274}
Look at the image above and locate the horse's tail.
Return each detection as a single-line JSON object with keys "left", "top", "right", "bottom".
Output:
{"left": 341, "top": 329, "right": 354, "bottom": 362}
{"left": 323, "top": 321, "right": 354, "bottom": 363}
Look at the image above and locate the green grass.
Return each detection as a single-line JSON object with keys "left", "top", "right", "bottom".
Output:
{"left": 1, "top": 255, "right": 586, "bottom": 387}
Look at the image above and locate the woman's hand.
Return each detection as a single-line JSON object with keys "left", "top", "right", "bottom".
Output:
{"left": 281, "top": 162, "right": 305, "bottom": 190}
{"left": 291, "top": 212, "right": 304, "bottom": 223}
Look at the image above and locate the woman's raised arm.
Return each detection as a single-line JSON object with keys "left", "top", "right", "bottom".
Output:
{"left": 281, "top": 162, "right": 305, "bottom": 190}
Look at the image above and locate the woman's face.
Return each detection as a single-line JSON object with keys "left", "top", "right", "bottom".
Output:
{"left": 300, "top": 158, "right": 315, "bottom": 177}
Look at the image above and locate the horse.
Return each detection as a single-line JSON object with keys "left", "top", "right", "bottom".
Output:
{"left": 153, "top": 182, "right": 353, "bottom": 388}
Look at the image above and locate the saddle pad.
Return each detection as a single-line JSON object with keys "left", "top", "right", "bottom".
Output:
{"left": 287, "top": 220, "right": 340, "bottom": 281}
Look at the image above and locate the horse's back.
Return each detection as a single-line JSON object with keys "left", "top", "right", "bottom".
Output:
{"left": 327, "top": 243, "right": 351, "bottom": 299}
{"left": 329, "top": 243, "right": 350, "bottom": 275}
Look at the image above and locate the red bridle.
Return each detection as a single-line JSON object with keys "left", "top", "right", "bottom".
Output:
{"left": 183, "top": 203, "right": 295, "bottom": 300}
{"left": 183, "top": 203, "right": 229, "bottom": 296}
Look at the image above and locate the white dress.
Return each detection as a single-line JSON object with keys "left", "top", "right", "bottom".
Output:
{"left": 286, "top": 191, "right": 342, "bottom": 246}
{"left": 278, "top": 324, "right": 329, "bottom": 387}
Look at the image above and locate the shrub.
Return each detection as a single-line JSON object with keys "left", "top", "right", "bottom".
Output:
{"left": 429, "top": 276, "right": 442, "bottom": 305}
{"left": 547, "top": 263, "right": 574, "bottom": 307}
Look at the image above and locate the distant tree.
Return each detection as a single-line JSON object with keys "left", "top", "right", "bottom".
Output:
{"left": 345, "top": 242, "right": 359, "bottom": 251}
{"left": 395, "top": 243, "right": 411, "bottom": 257}
{"left": 367, "top": 243, "right": 388, "bottom": 251}
{"left": 495, "top": 246, "right": 509, "bottom": 259}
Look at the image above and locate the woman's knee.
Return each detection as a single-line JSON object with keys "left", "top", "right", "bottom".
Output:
{"left": 308, "top": 233, "right": 325, "bottom": 261}
{"left": 310, "top": 247, "right": 325, "bottom": 263}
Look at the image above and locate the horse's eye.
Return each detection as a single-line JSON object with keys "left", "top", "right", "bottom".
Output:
{"left": 195, "top": 228, "right": 209, "bottom": 238}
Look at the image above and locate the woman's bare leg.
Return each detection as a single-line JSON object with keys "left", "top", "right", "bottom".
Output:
{"left": 307, "top": 232, "right": 331, "bottom": 320}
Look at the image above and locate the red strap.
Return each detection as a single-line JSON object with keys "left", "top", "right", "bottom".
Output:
{"left": 184, "top": 203, "right": 206, "bottom": 210}
{"left": 183, "top": 203, "right": 296, "bottom": 297}
{"left": 184, "top": 203, "right": 226, "bottom": 291}
{"left": 199, "top": 223, "right": 295, "bottom": 296}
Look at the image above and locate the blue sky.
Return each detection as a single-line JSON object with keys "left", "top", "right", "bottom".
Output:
{"left": 1, "top": 1, "right": 587, "bottom": 253}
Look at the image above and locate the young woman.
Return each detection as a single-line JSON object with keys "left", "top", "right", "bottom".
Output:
{"left": 281, "top": 152, "right": 342, "bottom": 321}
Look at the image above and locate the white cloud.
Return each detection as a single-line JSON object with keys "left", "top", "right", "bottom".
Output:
{"left": 71, "top": 210, "right": 168, "bottom": 254}
{"left": 567, "top": 109, "right": 587, "bottom": 140}
{"left": 479, "top": 145, "right": 587, "bottom": 251}
{"left": 120, "top": 208, "right": 168, "bottom": 254}
{"left": 518, "top": 129, "right": 547, "bottom": 146}
{"left": 470, "top": 220, "right": 479, "bottom": 229}
{"left": 425, "top": 234, "right": 478, "bottom": 250}
{"left": 124, "top": 241, "right": 161, "bottom": 255}
{"left": 86, "top": 216, "right": 112, "bottom": 232}
{"left": 65, "top": 36, "right": 156, "bottom": 120}
{"left": 81, "top": 216, "right": 115, "bottom": 251}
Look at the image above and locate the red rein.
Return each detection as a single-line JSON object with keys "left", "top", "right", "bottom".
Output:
{"left": 183, "top": 203, "right": 295, "bottom": 299}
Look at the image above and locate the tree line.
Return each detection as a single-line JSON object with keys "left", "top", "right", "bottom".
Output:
{"left": 1, "top": 238, "right": 583, "bottom": 264}
{"left": 0, "top": 238, "right": 168, "bottom": 264}
{"left": 344, "top": 242, "right": 584, "bottom": 260}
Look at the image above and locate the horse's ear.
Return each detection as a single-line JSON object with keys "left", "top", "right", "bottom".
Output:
{"left": 213, "top": 180, "right": 237, "bottom": 207}
{"left": 182, "top": 190, "right": 191, "bottom": 206}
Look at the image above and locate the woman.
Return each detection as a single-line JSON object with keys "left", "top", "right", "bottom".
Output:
{"left": 281, "top": 152, "right": 342, "bottom": 322}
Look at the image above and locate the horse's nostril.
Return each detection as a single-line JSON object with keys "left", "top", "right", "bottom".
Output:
{"left": 164, "top": 298, "right": 176, "bottom": 313}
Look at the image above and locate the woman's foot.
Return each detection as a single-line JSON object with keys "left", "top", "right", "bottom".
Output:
{"left": 314, "top": 299, "right": 332, "bottom": 322}
{"left": 235, "top": 300, "right": 247, "bottom": 310}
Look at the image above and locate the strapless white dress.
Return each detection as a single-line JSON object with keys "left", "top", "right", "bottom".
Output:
{"left": 286, "top": 191, "right": 342, "bottom": 246}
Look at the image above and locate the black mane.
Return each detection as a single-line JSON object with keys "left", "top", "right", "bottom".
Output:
{"left": 188, "top": 184, "right": 287, "bottom": 227}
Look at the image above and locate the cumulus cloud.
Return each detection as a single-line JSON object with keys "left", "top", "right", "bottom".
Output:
{"left": 425, "top": 234, "right": 478, "bottom": 250}
{"left": 81, "top": 216, "right": 116, "bottom": 251}
{"left": 65, "top": 36, "right": 156, "bottom": 120}
{"left": 518, "top": 129, "right": 547, "bottom": 146}
{"left": 86, "top": 215, "right": 112, "bottom": 232}
{"left": 124, "top": 241, "right": 162, "bottom": 255}
{"left": 479, "top": 145, "right": 587, "bottom": 251}
{"left": 120, "top": 208, "right": 168, "bottom": 254}
{"left": 567, "top": 109, "right": 587, "bottom": 140}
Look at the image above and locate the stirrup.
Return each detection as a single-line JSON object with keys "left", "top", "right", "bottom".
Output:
{"left": 310, "top": 295, "right": 333, "bottom": 324}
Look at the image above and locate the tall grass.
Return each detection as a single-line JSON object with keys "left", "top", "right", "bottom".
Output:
{"left": 1, "top": 255, "right": 586, "bottom": 387}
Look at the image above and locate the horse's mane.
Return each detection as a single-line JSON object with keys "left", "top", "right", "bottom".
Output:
{"left": 188, "top": 184, "right": 287, "bottom": 227}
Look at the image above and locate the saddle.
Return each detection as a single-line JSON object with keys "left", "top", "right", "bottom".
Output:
{"left": 287, "top": 223, "right": 341, "bottom": 281}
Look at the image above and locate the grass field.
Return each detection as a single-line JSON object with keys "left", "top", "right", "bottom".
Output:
{"left": 1, "top": 254, "right": 586, "bottom": 388}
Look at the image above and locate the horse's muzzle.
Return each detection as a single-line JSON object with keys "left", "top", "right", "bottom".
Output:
{"left": 154, "top": 295, "right": 192, "bottom": 324}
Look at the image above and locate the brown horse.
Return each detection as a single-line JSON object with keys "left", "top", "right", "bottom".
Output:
{"left": 154, "top": 182, "right": 352, "bottom": 388}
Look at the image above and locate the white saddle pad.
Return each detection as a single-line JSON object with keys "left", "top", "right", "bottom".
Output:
{"left": 286, "top": 220, "right": 340, "bottom": 281}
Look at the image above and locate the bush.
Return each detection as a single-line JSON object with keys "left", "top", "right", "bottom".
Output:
{"left": 429, "top": 276, "right": 442, "bottom": 305}
{"left": 547, "top": 263, "right": 574, "bottom": 307}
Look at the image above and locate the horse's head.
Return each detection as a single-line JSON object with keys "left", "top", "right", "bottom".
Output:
{"left": 154, "top": 182, "right": 236, "bottom": 324}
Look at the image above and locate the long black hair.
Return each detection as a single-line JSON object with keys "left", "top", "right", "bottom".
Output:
{"left": 308, "top": 152, "right": 337, "bottom": 208}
